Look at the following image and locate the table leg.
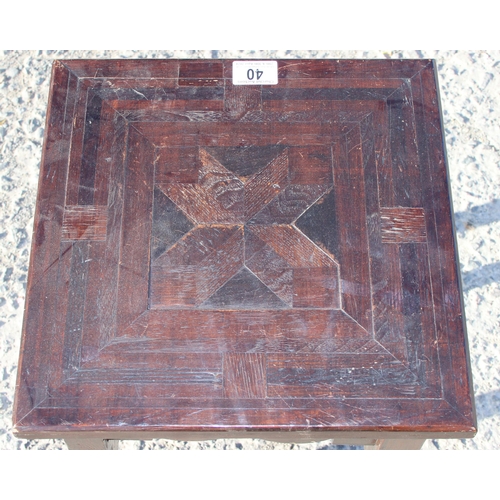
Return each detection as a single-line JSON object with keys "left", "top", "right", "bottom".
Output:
{"left": 65, "top": 438, "right": 118, "bottom": 450}
{"left": 365, "top": 439, "right": 426, "bottom": 450}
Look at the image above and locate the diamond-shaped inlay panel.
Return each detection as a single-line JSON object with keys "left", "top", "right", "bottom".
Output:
{"left": 150, "top": 145, "right": 339, "bottom": 310}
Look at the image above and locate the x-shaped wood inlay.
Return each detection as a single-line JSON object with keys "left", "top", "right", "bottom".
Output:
{"left": 150, "top": 147, "right": 340, "bottom": 309}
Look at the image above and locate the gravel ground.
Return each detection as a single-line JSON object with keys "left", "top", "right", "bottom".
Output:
{"left": 1, "top": 50, "right": 499, "bottom": 450}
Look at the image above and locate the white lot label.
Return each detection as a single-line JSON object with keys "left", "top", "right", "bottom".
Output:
{"left": 232, "top": 61, "right": 278, "bottom": 85}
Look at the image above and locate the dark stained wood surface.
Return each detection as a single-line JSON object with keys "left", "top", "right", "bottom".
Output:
{"left": 13, "top": 59, "right": 476, "bottom": 441}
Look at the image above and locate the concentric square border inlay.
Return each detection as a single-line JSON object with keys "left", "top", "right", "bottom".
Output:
{"left": 13, "top": 59, "right": 476, "bottom": 437}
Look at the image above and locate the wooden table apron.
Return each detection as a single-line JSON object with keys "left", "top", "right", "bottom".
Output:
{"left": 13, "top": 59, "right": 476, "bottom": 443}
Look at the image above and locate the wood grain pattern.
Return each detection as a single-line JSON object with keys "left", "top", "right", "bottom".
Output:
{"left": 61, "top": 206, "right": 107, "bottom": 241}
{"left": 13, "top": 59, "right": 476, "bottom": 445}
{"left": 223, "top": 353, "right": 267, "bottom": 399}
{"left": 380, "top": 208, "right": 427, "bottom": 243}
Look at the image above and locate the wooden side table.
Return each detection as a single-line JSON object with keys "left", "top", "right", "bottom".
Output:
{"left": 13, "top": 59, "right": 476, "bottom": 449}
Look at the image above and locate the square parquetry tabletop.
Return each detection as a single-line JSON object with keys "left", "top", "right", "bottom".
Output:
{"left": 13, "top": 59, "right": 476, "bottom": 441}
